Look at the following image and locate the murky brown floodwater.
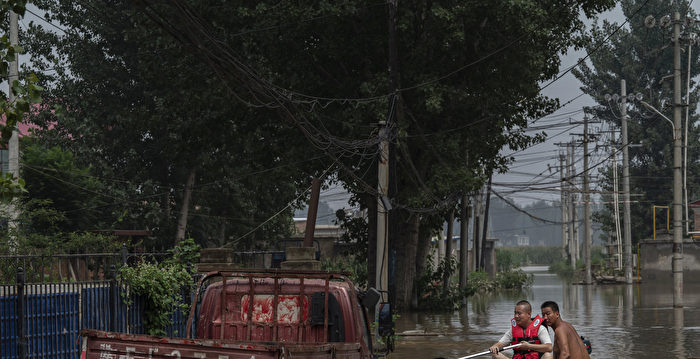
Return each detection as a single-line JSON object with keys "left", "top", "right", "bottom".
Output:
{"left": 389, "top": 266, "right": 700, "bottom": 359}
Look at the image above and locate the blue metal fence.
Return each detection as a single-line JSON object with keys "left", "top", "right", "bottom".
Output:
{"left": 0, "top": 268, "right": 191, "bottom": 359}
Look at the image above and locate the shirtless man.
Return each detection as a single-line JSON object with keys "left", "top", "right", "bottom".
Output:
{"left": 540, "top": 301, "right": 590, "bottom": 359}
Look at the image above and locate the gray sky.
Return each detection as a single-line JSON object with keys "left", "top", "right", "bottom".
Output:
{"left": 492, "top": 3, "right": 697, "bottom": 206}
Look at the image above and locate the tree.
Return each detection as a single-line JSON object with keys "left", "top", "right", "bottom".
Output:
{"left": 150, "top": 0, "right": 615, "bottom": 309}
{"left": 573, "top": 0, "right": 700, "bottom": 249}
{"left": 24, "top": 0, "right": 322, "bottom": 248}
{"left": 19, "top": 136, "right": 107, "bottom": 232}
{"left": 24, "top": 0, "right": 615, "bottom": 311}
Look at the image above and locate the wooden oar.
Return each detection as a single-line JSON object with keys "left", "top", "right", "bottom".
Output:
{"left": 435, "top": 343, "right": 523, "bottom": 359}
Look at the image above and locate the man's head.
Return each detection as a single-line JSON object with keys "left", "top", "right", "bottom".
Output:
{"left": 514, "top": 300, "right": 532, "bottom": 328}
{"left": 540, "top": 301, "right": 561, "bottom": 327}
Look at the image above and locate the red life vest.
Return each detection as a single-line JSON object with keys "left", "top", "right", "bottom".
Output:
{"left": 510, "top": 315, "right": 544, "bottom": 359}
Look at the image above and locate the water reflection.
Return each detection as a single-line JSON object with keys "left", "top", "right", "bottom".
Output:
{"left": 389, "top": 267, "right": 700, "bottom": 359}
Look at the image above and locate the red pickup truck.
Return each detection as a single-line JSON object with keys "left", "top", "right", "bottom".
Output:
{"left": 80, "top": 269, "right": 384, "bottom": 359}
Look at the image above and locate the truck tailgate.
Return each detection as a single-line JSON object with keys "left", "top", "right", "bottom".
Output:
{"left": 80, "top": 329, "right": 362, "bottom": 359}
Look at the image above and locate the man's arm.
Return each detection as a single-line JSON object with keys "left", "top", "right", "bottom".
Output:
{"left": 489, "top": 329, "right": 511, "bottom": 354}
{"left": 519, "top": 325, "right": 553, "bottom": 353}
{"left": 518, "top": 341, "right": 552, "bottom": 354}
{"left": 555, "top": 326, "right": 571, "bottom": 359}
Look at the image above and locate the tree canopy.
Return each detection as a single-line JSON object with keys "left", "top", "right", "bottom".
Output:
{"left": 21, "top": 0, "right": 615, "bottom": 309}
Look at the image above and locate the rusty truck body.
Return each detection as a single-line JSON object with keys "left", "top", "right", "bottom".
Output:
{"left": 80, "top": 270, "right": 381, "bottom": 359}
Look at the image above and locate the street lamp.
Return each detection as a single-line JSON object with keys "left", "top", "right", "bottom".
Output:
{"left": 638, "top": 100, "right": 676, "bottom": 136}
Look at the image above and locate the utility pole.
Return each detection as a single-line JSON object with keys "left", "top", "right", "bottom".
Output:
{"left": 559, "top": 153, "right": 568, "bottom": 260}
{"left": 376, "top": 120, "right": 389, "bottom": 315}
{"left": 459, "top": 193, "right": 468, "bottom": 304}
{"left": 583, "top": 116, "right": 593, "bottom": 284}
{"left": 582, "top": 116, "right": 592, "bottom": 284}
{"left": 571, "top": 114, "right": 598, "bottom": 284}
{"left": 480, "top": 176, "right": 493, "bottom": 271}
{"left": 672, "top": 11, "right": 683, "bottom": 308}
{"left": 568, "top": 141, "right": 578, "bottom": 264}
{"left": 472, "top": 191, "right": 481, "bottom": 271}
{"left": 619, "top": 79, "right": 633, "bottom": 284}
{"left": 8, "top": 9, "right": 20, "bottom": 231}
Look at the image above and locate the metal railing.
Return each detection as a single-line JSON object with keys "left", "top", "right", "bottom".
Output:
{"left": 0, "top": 246, "right": 169, "bottom": 283}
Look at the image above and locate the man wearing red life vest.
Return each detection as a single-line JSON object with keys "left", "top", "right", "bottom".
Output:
{"left": 489, "top": 300, "right": 553, "bottom": 359}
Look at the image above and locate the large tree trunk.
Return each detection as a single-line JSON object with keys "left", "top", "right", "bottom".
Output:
{"left": 413, "top": 221, "right": 432, "bottom": 308}
{"left": 459, "top": 194, "right": 469, "bottom": 296}
{"left": 393, "top": 211, "right": 419, "bottom": 311}
{"left": 175, "top": 169, "right": 196, "bottom": 243}
{"left": 443, "top": 210, "right": 454, "bottom": 294}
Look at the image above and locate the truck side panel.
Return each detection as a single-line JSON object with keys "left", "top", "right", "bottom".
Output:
{"left": 81, "top": 330, "right": 363, "bottom": 359}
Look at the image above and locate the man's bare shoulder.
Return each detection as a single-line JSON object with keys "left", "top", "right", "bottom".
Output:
{"left": 554, "top": 322, "right": 574, "bottom": 333}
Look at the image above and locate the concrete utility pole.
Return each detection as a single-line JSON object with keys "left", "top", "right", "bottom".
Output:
{"left": 472, "top": 191, "right": 481, "bottom": 271}
{"left": 583, "top": 117, "right": 592, "bottom": 284}
{"left": 619, "top": 79, "right": 633, "bottom": 284}
{"left": 8, "top": 10, "right": 20, "bottom": 229}
{"left": 568, "top": 142, "right": 578, "bottom": 263}
{"left": 459, "top": 194, "right": 468, "bottom": 303}
{"left": 559, "top": 153, "right": 568, "bottom": 260}
{"left": 480, "top": 176, "right": 493, "bottom": 271}
{"left": 672, "top": 11, "right": 684, "bottom": 308}
{"left": 376, "top": 120, "right": 389, "bottom": 311}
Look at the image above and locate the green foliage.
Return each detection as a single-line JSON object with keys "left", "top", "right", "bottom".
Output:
{"left": 466, "top": 270, "right": 495, "bottom": 293}
{"left": 21, "top": 0, "right": 615, "bottom": 310}
{"left": 118, "top": 238, "right": 200, "bottom": 336}
{"left": 496, "top": 246, "right": 563, "bottom": 268}
{"left": 0, "top": 216, "right": 120, "bottom": 282}
{"left": 0, "top": 172, "right": 26, "bottom": 201}
{"left": 20, "top": 138, "right": 107, "bottom": 232}
{"left": 495, "top": 269, "right": 533, "bottom": 289}
{"left": 0, "top": 0, "right": 41, "bottom": 201}
{"left": 415, "top": 256, "right": 534, "bottom": 312}
{"left": 321, "top": 255, "right": 368, "bottom": 289}
{"left": 549, "top": 259, "right": 574, "bottom": 279}
{"left": 416, "top": 255, "right": 470, "bottom": 311}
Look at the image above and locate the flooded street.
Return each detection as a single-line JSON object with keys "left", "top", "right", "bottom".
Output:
{"left": 390, "top": 266, "right": 700, "bottom": 359}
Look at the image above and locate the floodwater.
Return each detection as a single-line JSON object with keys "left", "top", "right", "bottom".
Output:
{"left": 389, "top": 266, "right": 700, "bottom": 359}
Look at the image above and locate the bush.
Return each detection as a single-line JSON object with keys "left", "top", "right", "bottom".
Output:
{"left": 119, "top": 238, "right": 200, "bottom": 336}
{"left": 495, "top": 269, "right": 533, "bottom": 289}
{"left": 321, "top": 255, "right": 368, "bottom": 288}
{"left": 497, "top": 246, "right": 562, "bottom": 266}
{"left": 415, "top": 254, "right": 471, "bottom": 311}
{"left": 549, "top": 259, "right": 574, "bottom": 279}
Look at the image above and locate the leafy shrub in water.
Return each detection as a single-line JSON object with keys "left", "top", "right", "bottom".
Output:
{"left": 549, "top": 259, "right": 574, "bottom": 279}
{"left": 497, "top": 246, "right": 562, "bottom": 266}
{"left": 496, "top": 269, "right": 533, "bottom": 289}
{"left": 416, "top": 254, "right": 472, "bottom": 310}
{"left": 466, "top": 270, "right": 495, "bottom": 292}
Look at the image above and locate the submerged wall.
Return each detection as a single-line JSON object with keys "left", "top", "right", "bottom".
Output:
{"left": 639, "top": 239, "right": 700, "bottom": 284}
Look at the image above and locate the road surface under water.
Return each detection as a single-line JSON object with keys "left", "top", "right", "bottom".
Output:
{"left": 389, "top": 266, "right": 700, "bottom": 359}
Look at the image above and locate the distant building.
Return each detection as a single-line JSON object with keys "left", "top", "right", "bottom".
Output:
{"left": 515, "top": 234, "right": 530, "bottom": 246}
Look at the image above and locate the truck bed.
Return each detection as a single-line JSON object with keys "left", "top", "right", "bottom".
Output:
{"left": 80, "top": 329, "right": 363, "bottom": 359}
